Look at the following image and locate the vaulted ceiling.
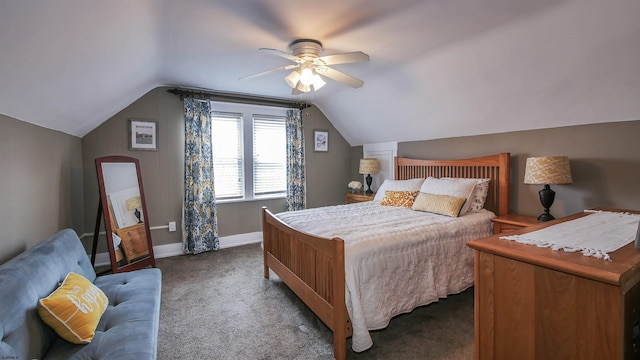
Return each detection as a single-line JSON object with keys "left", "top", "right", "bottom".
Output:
{"left": 1, "top": 0, "right": 638, "bottom": 146}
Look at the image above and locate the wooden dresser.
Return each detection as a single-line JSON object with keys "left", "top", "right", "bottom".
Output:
{"left": 116, "top": 223, "right": 149, "bottom": 263}
{"left": 467, "top": 208, "right": 640, "bottom": 360}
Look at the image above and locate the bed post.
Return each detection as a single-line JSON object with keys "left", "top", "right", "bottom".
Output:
{"left": 262, "top": 206, "right": 270, "bottom": 279}
{"left": 497, "top": 153, "right": 510, "bottom": 216}
{"left": 333, "top": 237, "right": 347, "bottom": 360}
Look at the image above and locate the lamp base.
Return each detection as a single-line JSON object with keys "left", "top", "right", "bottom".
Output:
{"left": 537, "top": 212, "right": 555, "bottom": 222}
{"left": 537, "top": 184, "right": 556, "bottom": 222}
{"left": 365, "top": 174, "right": 373, "bottom": 195}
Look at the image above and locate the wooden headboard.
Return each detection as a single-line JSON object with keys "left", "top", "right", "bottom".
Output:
{"left": 394, "top": 153, "right": 511, "bottom": 216}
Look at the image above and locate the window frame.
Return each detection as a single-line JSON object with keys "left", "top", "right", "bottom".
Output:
{"left": 210, "top": 101, "right": 288, "bottom": 203}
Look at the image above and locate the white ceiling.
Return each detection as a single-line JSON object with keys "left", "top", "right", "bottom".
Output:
{"left": 1, "top": 0, "right": 639, "bottom": 145}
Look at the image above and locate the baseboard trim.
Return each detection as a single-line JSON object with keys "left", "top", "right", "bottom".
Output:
{"left": 218, "top": 231, "right": 263, "bottom": 249}
{"left": 93, "top": 231, "right": 262, "bottom": 267}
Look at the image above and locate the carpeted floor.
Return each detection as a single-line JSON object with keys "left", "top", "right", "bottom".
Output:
{"left": 156, "top": 243, "right": 474, "bottom": 359}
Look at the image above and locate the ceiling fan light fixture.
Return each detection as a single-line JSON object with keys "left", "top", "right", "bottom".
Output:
{"left": 299, "top": 68, "right": 314, "bottom": 86}
{"left": 296, "top": 82, "right": 311, "bottom": 93}
{"left": 311, "top": 74, "right": 326, "bottom": 90}
{"left": 284, "top": 70, "right": 300, "bottom": 88}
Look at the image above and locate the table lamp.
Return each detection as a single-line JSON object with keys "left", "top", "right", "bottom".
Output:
{"left": 126, "top": 196, "right": 143, "bottom": 223}
{"left": 359, "top": 158, "right": 379, "bottom": 195}
{"left": 524, "top": 156, "right": 572, "bottom": 221}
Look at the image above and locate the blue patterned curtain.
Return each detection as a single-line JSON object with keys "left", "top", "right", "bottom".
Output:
{"left": 182, "top": 98, "right": 220, "bottom": 254}
{"left": 286, "top": 109, "right": 306, "bottom": 211}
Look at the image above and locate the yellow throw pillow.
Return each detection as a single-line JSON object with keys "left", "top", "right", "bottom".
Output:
{"left": 380, "top": 190, "right": 419, "bottom": 208}
{"left": 412, "top": 192, "right": 467, "bottom": 217}
{"left": 38, "top": 272, "right": 109, "bottom": 344}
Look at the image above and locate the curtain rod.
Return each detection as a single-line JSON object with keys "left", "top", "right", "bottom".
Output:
{"left": 167, "top": 88, "right": 310, "bottom": 109}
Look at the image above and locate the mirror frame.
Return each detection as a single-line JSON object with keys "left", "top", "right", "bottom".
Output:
{"left": 95, "top": 155, "right": 156, "bottom": 273}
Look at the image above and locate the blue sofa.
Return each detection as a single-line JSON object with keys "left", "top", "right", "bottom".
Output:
{"left": 0, "top": 229, "right": 162, "bottom": 359}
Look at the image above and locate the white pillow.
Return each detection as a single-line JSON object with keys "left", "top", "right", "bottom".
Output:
{"left": 373, "top": 178, "right": 425, "bottom": 202}
{"left": 443, "top": 178, "right": 491, "bottom": 212}
{"left": 419, "top": 177, "right": 477, "bottom": 215}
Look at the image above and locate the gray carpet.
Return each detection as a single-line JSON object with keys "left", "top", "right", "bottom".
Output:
{"left": 156, "top": 243, "right": 474, "bottom": 359}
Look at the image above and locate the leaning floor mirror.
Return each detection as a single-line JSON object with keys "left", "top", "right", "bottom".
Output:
{"left": 95, "top": 155, "right": 156, "bottom": 273}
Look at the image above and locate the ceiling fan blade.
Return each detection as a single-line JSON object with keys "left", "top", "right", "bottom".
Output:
{"left": 239, "top": 64, "right": 299, "bottom": 80}
{"left": 318, "top": 67, "right": 365, "bottom": 88}
{"left": 258, "top": 48, "right": 302, "bottom": 63}
{"left": 316, "top": 51, "right": 370, "bottom": 65}
{"left": 223, "top": 2, "right": 292, "bottom": 43}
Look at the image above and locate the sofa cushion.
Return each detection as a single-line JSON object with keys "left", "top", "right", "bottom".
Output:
{"left": 43, "top": 268, "right": 162, "bottom": 360}
{"left": 38, "top": 272, "right": 109, "bottom": 344}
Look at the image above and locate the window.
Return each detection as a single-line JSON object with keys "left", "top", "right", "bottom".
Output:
{"left": 211, "top": 111, "right": 244, "bottom": 199}
{"left": 210, "top": 102, "right": 287, "bottom": 201}
{"left": 253, "top": 115, "right": 286, "bottom": 196}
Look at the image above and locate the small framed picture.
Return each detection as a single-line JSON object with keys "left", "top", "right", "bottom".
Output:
{"left": 314, "top": 130, "right": 329, "bottom": 152}
{"left": 129, "top": 119, "right": 158, "bottom": 151}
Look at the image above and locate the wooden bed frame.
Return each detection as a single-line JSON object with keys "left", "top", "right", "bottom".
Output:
{"left": 262, "top": 153, "right": 510, "bottom": 359}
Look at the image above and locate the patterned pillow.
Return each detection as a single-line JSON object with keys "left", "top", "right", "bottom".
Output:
{"left": 412, "top": 192, "right": 467, "bottom": 217}
{"left": 38, "top": 272, "right": 109, "bottom": 344}
{"left": 469, "top": 179, "right": 490, "bottom": 212}
{"left": 380, "top": 190, "right": 419, "bottom": 208}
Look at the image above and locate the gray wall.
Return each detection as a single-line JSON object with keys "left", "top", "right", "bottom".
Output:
{"left": 81, "top": 87, "right": 352, "bottom": 250}
{"left": 352, "top": 120, "right": 640, "bottom": 220}
{"left": 0, "top": 115, "right": 83, "bottom": 264}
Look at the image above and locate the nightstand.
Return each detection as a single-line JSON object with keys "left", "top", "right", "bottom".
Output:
{"left": 491, "top": 213, "right": 539, "bottom": 234}
{"left": 345, "top": 192, "right": 375, "bottom": 204}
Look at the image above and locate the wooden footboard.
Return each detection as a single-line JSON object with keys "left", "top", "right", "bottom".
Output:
{"left": 262, "top": 207, "right": 352, "bottom": 360}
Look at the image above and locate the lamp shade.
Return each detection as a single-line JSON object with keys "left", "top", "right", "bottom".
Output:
{"left": 311, "top": 74, "right": 326, "bottom": 90}
{"left": 284, "top": 70, "right": 300, "bottom": 88}
{"left": 524, "top": 156, "right": 572, "bottom": 185}
{"left": 125, "top": 196, "right": 142, "bottom": 211}
{"left": 296, "top": 82, "right": 311, "bottom": 93}
{"left": 359, "top": 158, "right": 379, "bottom": 174}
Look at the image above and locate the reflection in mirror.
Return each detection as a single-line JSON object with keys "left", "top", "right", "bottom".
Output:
{"left": 95, "top": 156, "right": 155, "bottom": 273}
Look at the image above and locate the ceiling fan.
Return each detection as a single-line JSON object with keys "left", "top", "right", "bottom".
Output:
{"left": 241, "top": 39, "right": 370, "bottom": 94}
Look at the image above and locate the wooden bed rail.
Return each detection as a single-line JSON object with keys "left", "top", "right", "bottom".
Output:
{"left": 262, "top": 207, "right": 352, "bottom": 360}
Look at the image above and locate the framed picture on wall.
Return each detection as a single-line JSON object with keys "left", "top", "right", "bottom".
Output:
{"left": 314, "top": 130, "right": 328, "bottom": 152}
{"left": 129, "top": 119, "right": 158, "bottom": 151}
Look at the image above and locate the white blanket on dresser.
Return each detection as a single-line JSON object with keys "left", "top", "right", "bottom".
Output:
{"left": 275, "top": 202, "right": 495, "bottom": 352}
{"left": 501, "top": 210, "right": 640, "bottom": 261}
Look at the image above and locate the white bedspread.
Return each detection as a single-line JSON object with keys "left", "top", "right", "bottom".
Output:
{"left": 275, "top": 202, "right": 495, "bottom": 352}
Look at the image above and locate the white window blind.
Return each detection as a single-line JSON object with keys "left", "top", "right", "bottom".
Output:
{"left": 211, "top": 111, "right": 244, "bottom": 199}
{"left": 253, "top": 115, "right": 286, "bottom": 196}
